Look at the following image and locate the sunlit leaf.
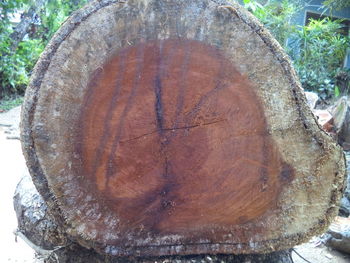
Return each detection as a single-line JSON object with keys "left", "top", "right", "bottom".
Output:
{"left": 334, "top": 86, "right": 341, "bottom": 97}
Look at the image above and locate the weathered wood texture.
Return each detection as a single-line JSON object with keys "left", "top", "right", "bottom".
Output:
{"left": 21, "top": 0, "right": 345, "bottom": 258}
{"left": 14, "top": 172, "right": 293, "bottom": 263}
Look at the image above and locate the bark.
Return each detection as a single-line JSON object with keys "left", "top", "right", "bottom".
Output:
{"left": 14, "top": 172, "right": 293, "bottom": 263}
{"left": 13, "top": 173, "right": 68, "bottom": 251}
{"left": 21, "top": 0, "right": 345, "bottom": 258}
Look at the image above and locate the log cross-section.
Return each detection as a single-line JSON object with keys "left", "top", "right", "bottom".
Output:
{"left": 78, "top": 39, "right": 294, "bottom": 235}
{"left": 21, "top": 0, "right": 345, "bottom": 257}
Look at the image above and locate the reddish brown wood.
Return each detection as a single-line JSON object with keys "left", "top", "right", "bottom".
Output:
{"left": 76, "top": 39, "right": 294, "bottom": 236}
{"left": 21, "top": 0, "right": 345, "bottom": 257}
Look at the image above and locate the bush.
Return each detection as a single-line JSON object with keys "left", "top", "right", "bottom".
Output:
{"left": 243, "top": 0, "right": 349, "bottom": 99}
{"left": 243, "top": 0, "right": 298, "bottom": 49}
{"left": 0, "top": 0, "right": 89, "bottom": 99}
{"left": 0, "top": 38, "right": 44, "bottom": 96}
{"left": 292, "top": 18, "right": 349, "bottom": 98}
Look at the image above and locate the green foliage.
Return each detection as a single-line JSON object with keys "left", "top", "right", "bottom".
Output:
{"left": 0, "top": 38, "right": 44, "bottom": 95}
{"left": 334, "top": 86, "right": 341, "bottom": 97}
{"left": 38, "top": 0, "right": 89, "bottom": 42}
{"left": 292, "top": 18, "right": 349, "bottom": 98}
{"left": 0, "top": 0, "right": 30, "bottom": 24}
{"left": 0, "top": 95, "right": 24, "bottom": 112}
{"left": 243, "top": 0, "right": 298, "bottom": 49}
{"left": 0, "top": 0, "right": 30, "bottom": 96}
{"left": 244, "top": 0, "right": 349, "bottom": 99}
{"left": 323, "top": 0, "right": 350, "bottom": 10}
{"left": 0, "top": 0, "right": 88, "bottom": 99}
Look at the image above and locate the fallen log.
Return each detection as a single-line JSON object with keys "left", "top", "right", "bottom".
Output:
{"left": 20, "top": 0, "right": 345, "bottom": 259}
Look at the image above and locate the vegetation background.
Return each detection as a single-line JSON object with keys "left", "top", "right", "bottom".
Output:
{"left": 0, "top": 0, "right": 349, "bottom": 111}
{"left": 244, "top": 0, "right": 349, "bottom": 99}
{"left": 0, "top": 0, "right": 89, "bottom": 110}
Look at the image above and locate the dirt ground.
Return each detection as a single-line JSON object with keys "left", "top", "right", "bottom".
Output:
{"left": 0, "top": 106, "right": 40, "bottom": 262}
{"left": 1, "top": 105, "right": 350, "bottom": 263}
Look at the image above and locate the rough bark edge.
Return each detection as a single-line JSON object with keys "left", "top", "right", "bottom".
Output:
{"left": 14, "top": 172, "right": 293, "bottom": 262}
{"left": 50, "top": 246, "right": 294, "bottom": 263}
{"left": 20, "top": 0, "right": 123, "bottom": 242}
{"left": 215, "top": 0, "right": 346, "bottom": 249}
{"left": 20, "top": 0, "right": 346, "bottom": 256}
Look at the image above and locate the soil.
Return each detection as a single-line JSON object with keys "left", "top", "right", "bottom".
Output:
{"left": 1, "top": 105, "right": 349, "bottom": 263}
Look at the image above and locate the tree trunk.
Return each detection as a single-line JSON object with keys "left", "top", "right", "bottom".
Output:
{"left": 9, "top": 0, "right": 46, "bottom": 53}
{"left": 20, "top": 0, "right": 345, "bottom": 259}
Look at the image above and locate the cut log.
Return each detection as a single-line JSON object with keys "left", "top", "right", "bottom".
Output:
{"left": 14, "top": 172, "right": 293, "bottom": 262}
{"left": 13, "top": 173, "right": 67, "bottom": 251}
{"left": 21, "top": 0, "right": 345, "bottom": 258}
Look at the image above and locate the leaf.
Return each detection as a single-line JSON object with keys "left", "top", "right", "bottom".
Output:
{"left": 334, "top": 86, "right": 340, "bottom": 97}
{"left": 243, "top": 0, "right": 251, "bottom": 4}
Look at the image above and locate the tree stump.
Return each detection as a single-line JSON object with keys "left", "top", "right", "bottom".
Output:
{"left": 21, "top": 0, "right": 345, "bottom": 258}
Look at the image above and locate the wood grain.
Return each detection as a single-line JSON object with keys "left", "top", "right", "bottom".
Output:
{"left": 21, "top": 0, "right": 345, "bottom": 257}
{"left": 76, "top": 39, "right": 294, "bottom": 235}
